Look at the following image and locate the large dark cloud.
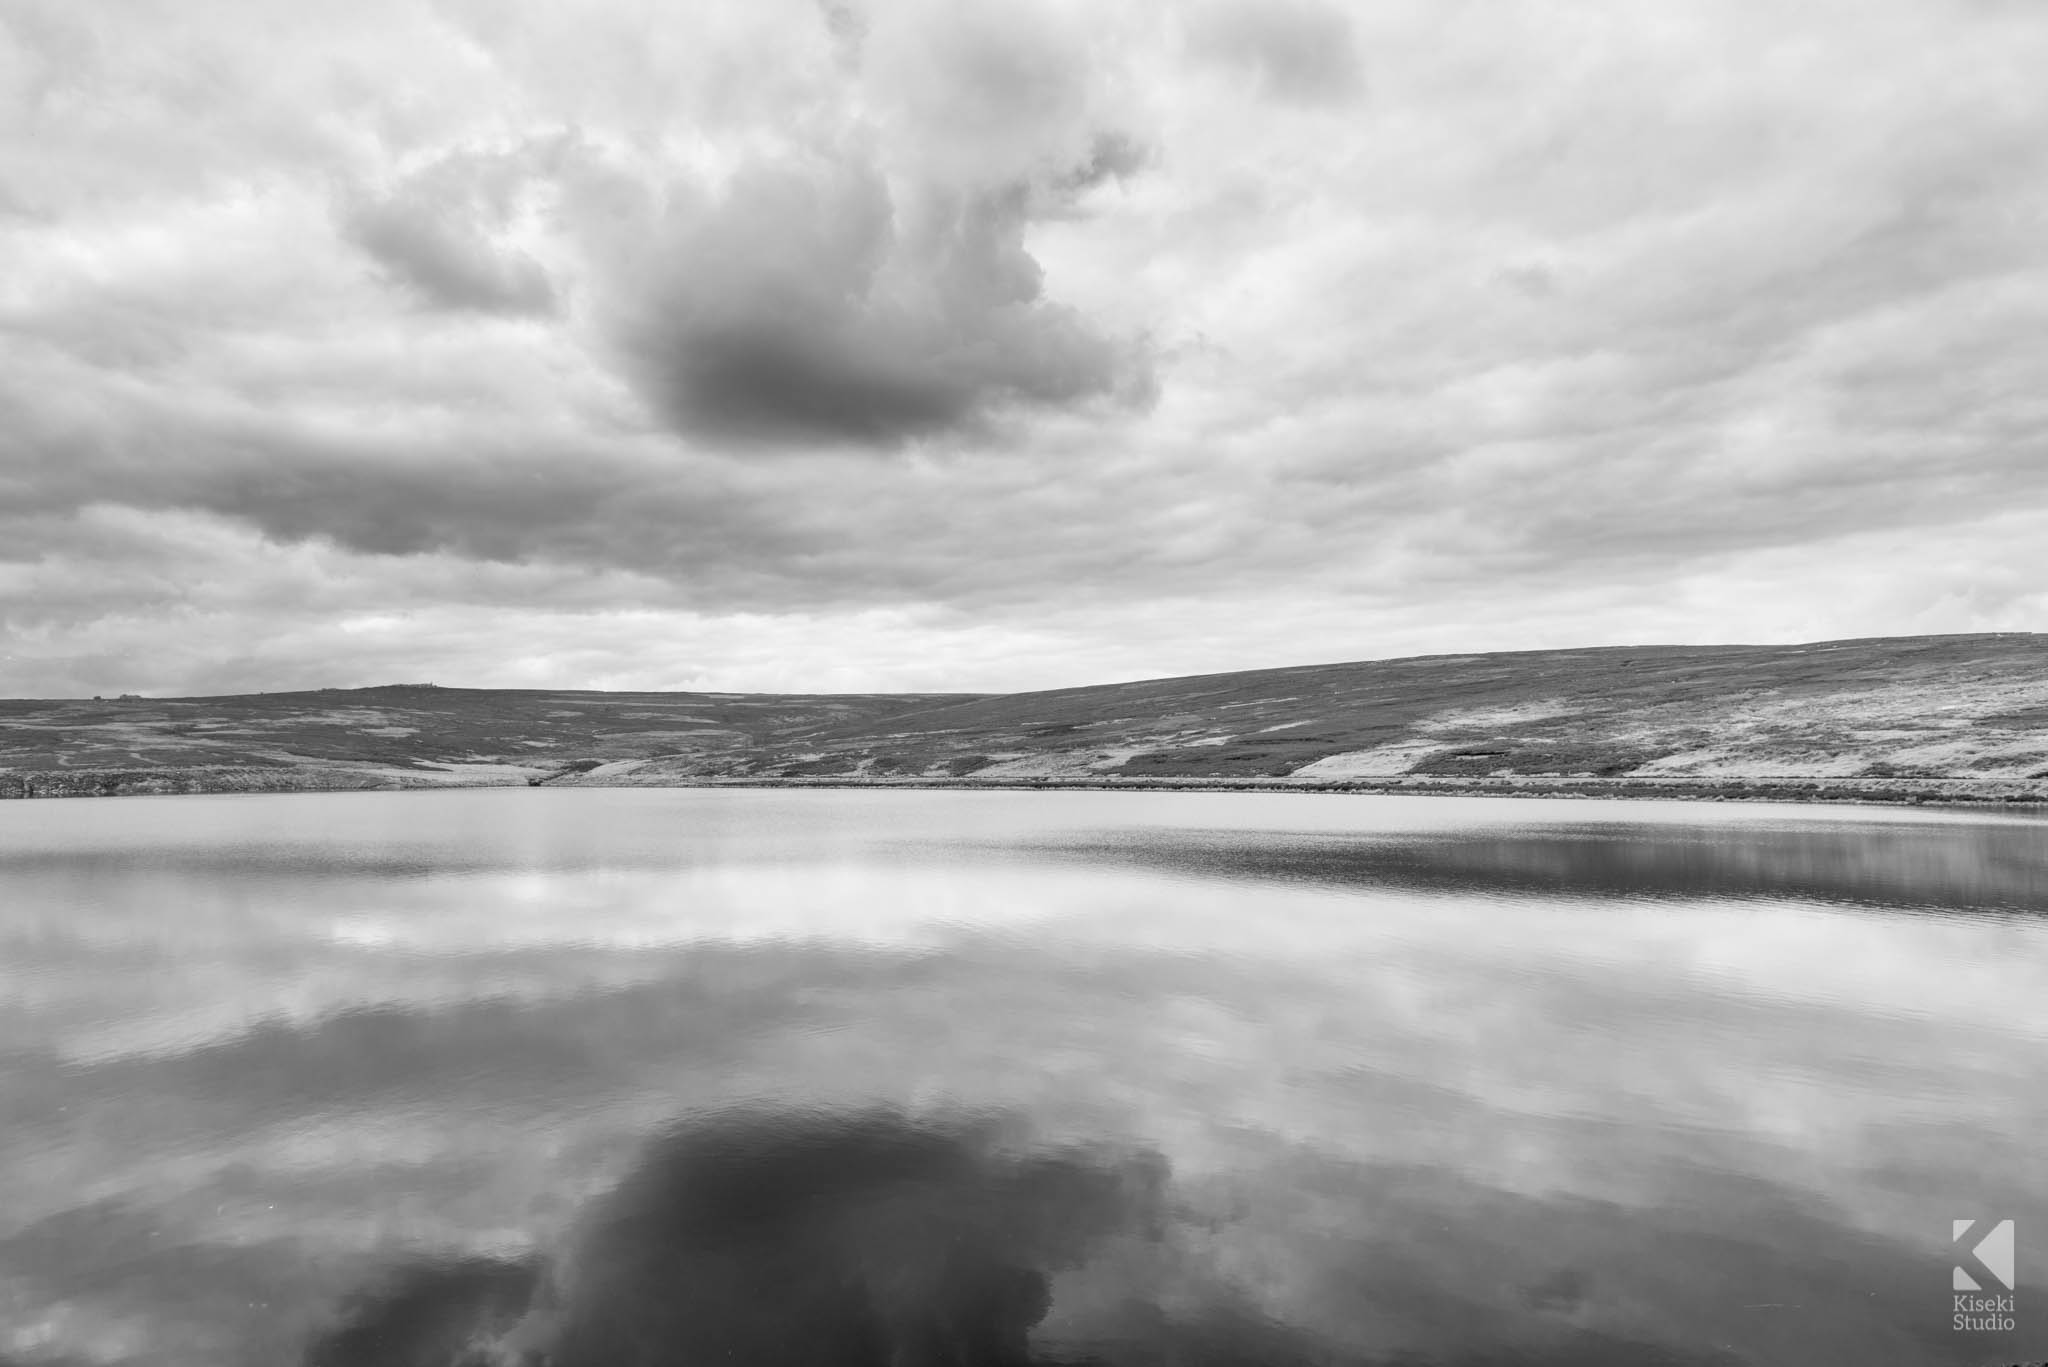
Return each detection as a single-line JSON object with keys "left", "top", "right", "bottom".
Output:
{"left": 612, "top": 152, "right": 1153, "bottom": 449}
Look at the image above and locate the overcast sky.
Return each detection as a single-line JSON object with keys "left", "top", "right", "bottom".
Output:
{"left": 2, "top": 0, "right": 2045, "bottom": 697}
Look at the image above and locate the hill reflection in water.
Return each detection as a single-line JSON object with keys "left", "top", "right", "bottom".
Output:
{"left": 1041, "top": 813, "right": 2048, "bottom": 914}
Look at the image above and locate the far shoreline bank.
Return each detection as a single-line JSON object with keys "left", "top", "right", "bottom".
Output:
{"left": 4, "top": 767, "right": 2045, "bottom": 811}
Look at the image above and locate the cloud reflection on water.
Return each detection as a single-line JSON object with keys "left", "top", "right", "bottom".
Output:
{"left": 300, "top": 1105, "right": 1792, "bottom": 1367}
{"left": 0, "top": 791, "right": 2043, "bottom": 1364}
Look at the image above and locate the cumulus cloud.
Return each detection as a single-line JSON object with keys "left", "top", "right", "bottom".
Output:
{"left": 594, "top": 0, "right": 1158, "bottom": 448}
{"left": 612, "top": 152, "right": 1150, "bottom": 446}
{"left": 342, "top": 148, "right": 559, "bottom": 316}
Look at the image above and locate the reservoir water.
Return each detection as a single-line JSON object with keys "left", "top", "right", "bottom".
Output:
{"left": 1, "top": 787, "right": 2043, "bottom": 1365}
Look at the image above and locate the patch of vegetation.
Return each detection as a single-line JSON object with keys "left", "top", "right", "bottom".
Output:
{"left": 1408, "top": 741, "right": 1660, "bottom": 777}
{"left": 529, "top": 758, "right": 605, "bottom": 786}
{"left": 775, "top": 755, "right": 861, "bottom": 777}
{"left": 1112, "top": 748, "right": 1314, "bottom": 778}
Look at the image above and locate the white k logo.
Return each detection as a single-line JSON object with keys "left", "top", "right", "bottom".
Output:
{"left": 1954, "top": 1219, "right": 2016, "bottom": 1292}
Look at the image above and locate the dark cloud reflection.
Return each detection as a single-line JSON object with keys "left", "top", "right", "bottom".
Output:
{"left": 297, "top": 1106, "right": 1784, "bottom": 1367}
{"left": 302, "top": 1256, "right": 540, "bottom": 1367}
{"left": 301, "top": 1106, "right": 1170, "bottom": 1367}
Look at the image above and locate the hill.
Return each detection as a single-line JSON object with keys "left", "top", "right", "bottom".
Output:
{"left": 3, "top": 634, "right": 2045, "bottom": 802}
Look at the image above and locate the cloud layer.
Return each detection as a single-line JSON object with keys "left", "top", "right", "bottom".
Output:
{"left": 1, "top": 0, "right": 2045, "bottom": 693}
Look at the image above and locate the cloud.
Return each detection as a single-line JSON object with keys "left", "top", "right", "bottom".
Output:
{"left": 612, "top": 154, "right": 1150, "bottom": 447}
{"left": 596, "top": 0, "right": 1159, "bottom": 449}
{"left": 342, "top": 147, "right": 559, "bottom": 316}
{"left": 1184, "top": 0, "right": 1362, "bottom": 105}
{"left": 2, "top": 0, "right": 2047, "bottom": 693}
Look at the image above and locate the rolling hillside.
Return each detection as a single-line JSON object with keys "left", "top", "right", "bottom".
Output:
{"left": 3, "top": 633, "right": 2045, "bottom": 801}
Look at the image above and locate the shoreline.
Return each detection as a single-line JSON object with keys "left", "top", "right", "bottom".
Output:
{"left": 4, "top": 767, "right": 2045, "bottom": 809}
{"left": 574, "top": 774, "right": 2048, "bottom": 808}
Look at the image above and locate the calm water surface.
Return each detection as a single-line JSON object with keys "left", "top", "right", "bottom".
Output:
{"left": 1, "top": 788, "right": 2043, "bottom": 1366}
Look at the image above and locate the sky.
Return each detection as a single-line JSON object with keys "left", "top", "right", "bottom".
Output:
{"left": 2, "top": 0, "right": 2045, "bottom": 697}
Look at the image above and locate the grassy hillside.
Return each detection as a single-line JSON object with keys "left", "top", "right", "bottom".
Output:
{"left": 3, "top": 634, "right": 2045, "bottom": 801}
{"left": 0, "top": 686, "right": 973, "bottom": 797}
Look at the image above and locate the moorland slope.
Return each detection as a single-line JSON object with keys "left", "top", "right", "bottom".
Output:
{"left": 3, "top": 634, "right": 2044, "bottom": 803}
